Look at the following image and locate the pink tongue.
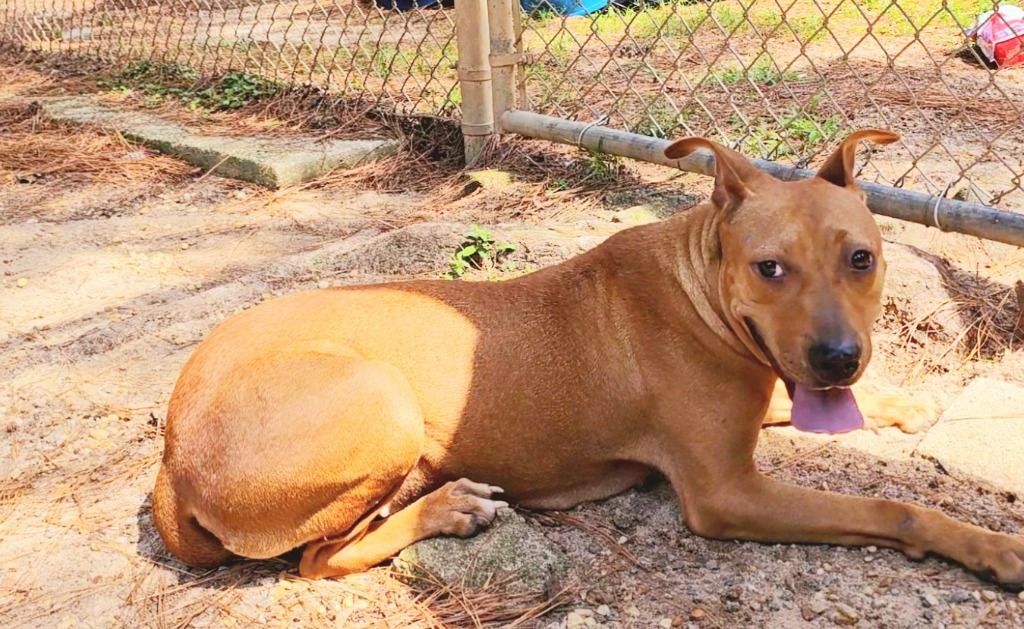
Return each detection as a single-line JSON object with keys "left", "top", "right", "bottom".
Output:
{"left": 790, "top": 385, "right": 864, "bottom": 434}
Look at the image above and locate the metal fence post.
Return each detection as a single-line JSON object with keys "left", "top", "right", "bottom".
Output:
{"left": 487, "top": 0, "right": 517, "bottom": 132}
{"left": 455, "top": 0, "right": 495, "bottom": 165}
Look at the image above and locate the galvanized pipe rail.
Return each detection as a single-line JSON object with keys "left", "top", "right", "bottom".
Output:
{"left": 501, "top": 110, "right": 1024, "bottom": 248}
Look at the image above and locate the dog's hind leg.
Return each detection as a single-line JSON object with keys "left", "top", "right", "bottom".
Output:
{"left": 153, "top": 464, "right": 233, "bottom": 568}
{"left": 299, "top": 478, "right": 507, "bottom": 579}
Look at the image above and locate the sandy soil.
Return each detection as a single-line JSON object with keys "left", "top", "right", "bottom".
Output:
{"left": 2, "top": 55, "right": 1024, "bottom": 628}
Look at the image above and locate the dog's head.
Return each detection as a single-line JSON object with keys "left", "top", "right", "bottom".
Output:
{"left": 665, "top": 130, "right": 899, "bottom": 434}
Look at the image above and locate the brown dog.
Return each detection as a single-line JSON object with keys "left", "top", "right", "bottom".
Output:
{"left": 153, "top": 130, "right": 1024, "bottom": 585}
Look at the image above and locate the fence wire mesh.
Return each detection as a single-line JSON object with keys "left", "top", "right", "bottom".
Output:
{"left": 0, "top": 0, "right": 461, "bottom": 116}
{"left": 519, "top": 0, "right": 1024, "bottom": 211}
{"left": 1, "top": 0, "right": 1023, "bottom": 212}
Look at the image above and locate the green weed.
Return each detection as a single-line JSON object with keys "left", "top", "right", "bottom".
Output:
{"left": 739, "top": 110, "right": 843, "bottom": 158}
{"left": 445, "top": 225, "right": 517, "bottom": 280}
{"left": 102, "top": 62, "right": 277, "bottom": 111}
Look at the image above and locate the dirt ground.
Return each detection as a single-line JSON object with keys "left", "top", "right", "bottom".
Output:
{"left": 3, "top": 53, "right": 1024, "bottom": 628}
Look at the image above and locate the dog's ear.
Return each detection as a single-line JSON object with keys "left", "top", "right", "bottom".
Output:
{"left": 816, "top": 129, "right": 899, "bottom": 191}
{"left": 665, "top": 137, "right": 760, "bottom": 213}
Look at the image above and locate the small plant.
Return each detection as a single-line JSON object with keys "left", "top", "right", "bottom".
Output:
{"left": 548, "top": 177, "right": 572, "bottom": 192}
{"left": 584, "top": 150, "right": 620, "bottom": 180}
{"left": 445, "top": 225, "right": 516, "bottom": 280}
{"left": 785, "top": 112, "right": 842, "bottom": 151}
{"left": 190, "top": 72, "right": 277, "bottom": 110}
{"left": 738, "top": 110, "right": 844, "bottom": 159}
{"left": 102, "top": 63, "right": 276, "bottom": 111}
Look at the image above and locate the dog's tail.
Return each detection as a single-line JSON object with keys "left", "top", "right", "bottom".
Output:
{"left": 152, "top": 465, "right": 233, "bottom": 568}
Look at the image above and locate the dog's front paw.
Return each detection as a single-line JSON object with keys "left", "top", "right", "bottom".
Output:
{"left": 972, "top": 534, "right": 1024, "bottom": 588}
{"left": 861, "top": 394, "right": 940, "bottom": 434}
{"left": 428, "top": 478, "right": 509, "bottom": 538}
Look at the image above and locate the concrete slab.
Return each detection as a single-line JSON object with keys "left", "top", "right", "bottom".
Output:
{"left": 915, "top": 378, "right": 1024, "bottom": 495}
{"left": 41, "top": 96, "right": 398, "bottom": 189}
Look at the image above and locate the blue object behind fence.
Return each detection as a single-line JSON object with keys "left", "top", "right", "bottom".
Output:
{"left": 373, "top": 0, "right": 609, "bottom": 17}
{"left": 521, "top": 0, "right": 610, "bottom": 16}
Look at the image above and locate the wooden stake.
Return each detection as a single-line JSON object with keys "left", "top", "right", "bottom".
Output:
{"left": 500, "top": 110, "right": 1024, "bottom": 248}
{"left": 488, "top": 0, "right": 517, "bottom": 131}
{"left": 455, "top": 0, "right": 495, "bottom": 165}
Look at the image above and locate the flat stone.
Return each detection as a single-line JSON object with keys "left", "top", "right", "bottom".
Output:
{"left": 611, "top": 205, "right": 659, "bottom": 225}
{"left": 464, "top": 169, "right": 514, "bottom": 192}
{"left": 915, "top": 378, "right": 1024, "bottom": 494}
{"left": 394, "top": 510, "right": 571, "bottom": 593}
{"left": 41, "top": 96, "right": 397, "bottom": 189}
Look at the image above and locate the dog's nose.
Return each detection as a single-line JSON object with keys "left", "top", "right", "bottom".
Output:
{"left": 808, "top": 340, "right": 861, "bottom": 384}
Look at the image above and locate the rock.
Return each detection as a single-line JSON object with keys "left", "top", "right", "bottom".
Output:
{"left": 464, "top": 169, "right": 514, "bottom": 193}
{"left": 981, "top": 590, "right": 998, "bottom": 602}
{"left": 611, "top": 205, "right": 659, "bottom": 225}
{"left": 42, "top": 97, "right": 399, "bottom": 189}
{"left": 16, "top": 278, "right": 28, "bottom": 288}
{"left": 953, "top": 184, "right": 993, "bottom": 206}
{"left": 921, "top": 593, "right": 938, "bottom": 608}
{"left": 915, "top": 378, "right": 1024, "bottom": 495}
{"left": 658, "top": 618, "right": 672, "bottom": 628}
{"left": 808, "top": 594, "right": 830, "bottom": 615}
{"left": 596, "top": 605, "right": 611, "bottom": 617}
{"left": 566, "top": 609, "right": 594, "bottom": 629}
{"left": 626, "top": 605, "right": 640, "bottom": 617}
{"left": 833, "top": 603, "right": 859, "bottom": 624}
{"left": 1019, "top": 591, "right": 1024, "bottom": 601}
{"left": 689, "top": 608, "right": 706, "bottom": 621}
{"left": 880, "top": 243, "right": 963, "bottom": 342}
{"left": 801, "top": 606, "right": 819, "bottom": 621}
{"left": 950, "top": 590, "right": 971, "bottom": 604}
{"left": 394, "top": 510, "right": 570, "bottom": 592}
{"left": 316, "top": 280, "right": 329, "bottom": 290}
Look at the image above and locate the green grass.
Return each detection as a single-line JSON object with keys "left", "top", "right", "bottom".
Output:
{"left": 838, "top": 0, "right": 994, "bottom": 36}
{"left": 790, "top": 13, "right": 826, "bottom": 43}
{"left": 705, "top": 55, "right": 796, "bottom": 87}
{"left": 711, "top": 2, "right": 744, "bottom": 33}
{"left": 592, "top": 5, "right": 637, "bottom": 37}
{"left": 632, "top": 3, "right": 712, "bottom": 38}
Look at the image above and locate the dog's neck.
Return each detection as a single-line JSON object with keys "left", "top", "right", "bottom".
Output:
{"left": 660, "top": 202, "right": 757, "bottom": 361}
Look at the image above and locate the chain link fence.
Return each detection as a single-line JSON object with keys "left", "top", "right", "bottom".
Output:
{"left": 0, "top": 0, "right": 462, "bottom": 116}
{"left": 517, "top": 0, "right": 1023, "bottom": 211}
{"left": 2, "top": 0, "right": 1023, "bottom": 213}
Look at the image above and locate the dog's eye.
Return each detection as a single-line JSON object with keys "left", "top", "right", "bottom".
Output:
{"left": 756, "top": 260, "right": 785, "bottom": 279}
{"left": 851, "top": 250, "right": 873, "bottom": 271}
